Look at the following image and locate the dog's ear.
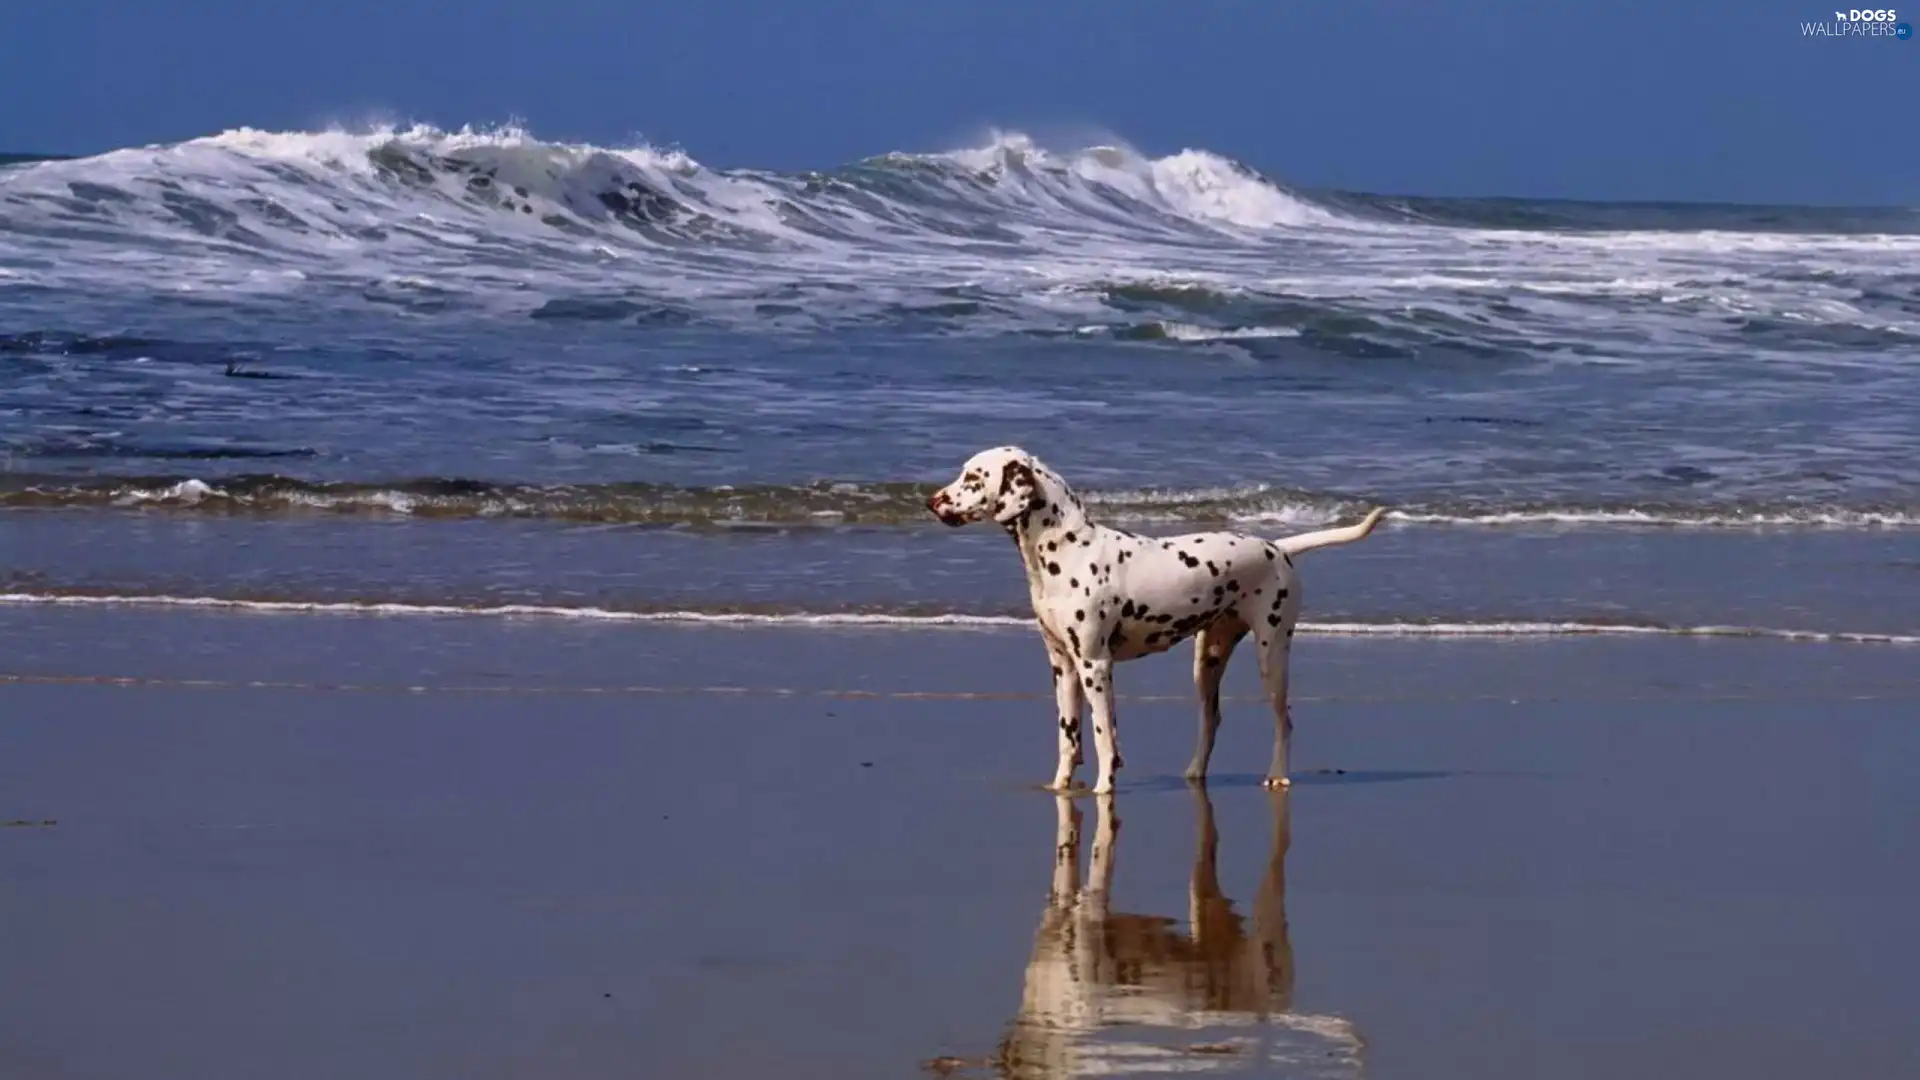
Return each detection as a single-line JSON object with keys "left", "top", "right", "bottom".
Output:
{"left": 992, "top": 459, "right": 1040, "bottom": 524}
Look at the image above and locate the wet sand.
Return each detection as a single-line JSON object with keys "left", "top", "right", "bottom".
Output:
{"left": 2, "top": 607, "right": 1917, "bottom": 1079}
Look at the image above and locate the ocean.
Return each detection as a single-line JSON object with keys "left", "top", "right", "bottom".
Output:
{"left": 2, "top": 125, "right": 1917, "bottom": 644}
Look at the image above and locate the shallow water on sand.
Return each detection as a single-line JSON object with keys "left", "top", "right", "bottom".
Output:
{"left": 2, "top": 612, "right": 1916, "bottom": 1080}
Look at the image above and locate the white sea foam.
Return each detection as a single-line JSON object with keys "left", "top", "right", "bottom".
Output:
{"left": 1157, "top": 322, "right": 1303, "bottom": 342}
{"left": 1382, "top": 508, "right": 1920, "bottom": 529}
{"left": 2, "top": 592, "right": 1913, "bottom": 645}
{"left": 8, "top": 475, "right": 1917, "bottom": 531}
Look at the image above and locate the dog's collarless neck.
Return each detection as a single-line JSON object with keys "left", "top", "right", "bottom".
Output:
{"left": 1008, "top": 477, "right": 1092, "bottom": 574}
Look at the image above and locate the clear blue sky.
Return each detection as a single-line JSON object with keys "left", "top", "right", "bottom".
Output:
{"left": 3, "top": 0, "right": 1913, "bottom": 204}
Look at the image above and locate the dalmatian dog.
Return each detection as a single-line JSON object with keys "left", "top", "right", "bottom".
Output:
{"left": 926, "top": 446, "right": 1386, "bottom": 794}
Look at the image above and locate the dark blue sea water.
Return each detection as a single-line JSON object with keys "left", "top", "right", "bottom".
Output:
{"left": 3, "top": 127, "right": 1917, "bottom": 641}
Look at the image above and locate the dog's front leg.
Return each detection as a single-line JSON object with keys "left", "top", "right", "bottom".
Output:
{"left": 1045, "top": 643, "right": 1085, "bottom": 791}
{"left": 1082, "top": 655, "right": 1124, "bottom": 794}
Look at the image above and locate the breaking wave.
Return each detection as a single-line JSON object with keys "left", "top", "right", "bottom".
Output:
{"left": 5, "top": 124, "right": 1918, "bottom": 349}
{"left": 2, "top": 473, "right": 1914, "bottom": 530}
{"left": 0, "top": 124, "right": 1341, "bottom": 263}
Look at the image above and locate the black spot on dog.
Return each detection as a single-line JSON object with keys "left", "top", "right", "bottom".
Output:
{"left": 1226, "top": 580, "right": 1240, "bottom": 592}
{"left": 1063, "top": 532, "right": 1076, "bottom": 544}
{"left": 1267, "top": 614, "right": 1282, "bottom": 627}
{"left": 1264, "top": 547, "right": 1276, "bottom": 561}
{"left": 1047, "top": 562, "right": 1061, "bottom": 575}
{"left": 1067, "top": 627, "right": 1081, "bottom": 654}
{"left": 1069, "top": 577, "right": 1080, "bottom": 588}
{"left": 1177, "top": 552, "right": 1201, "bottom": 568}
{"left": 1206, "top": 560, "right": 1220, "bottom": 577}
{"left": 1075, "top": 609, "right": 1085, "bottom": 622}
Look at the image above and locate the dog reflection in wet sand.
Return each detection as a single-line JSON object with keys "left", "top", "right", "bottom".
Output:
{"left": 983, "top": 788, "right": 1363, "bottom": 1079}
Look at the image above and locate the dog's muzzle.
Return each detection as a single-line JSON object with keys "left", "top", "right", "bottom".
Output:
{"left": 926, "top": 491, "right": 965, "bottom": 526}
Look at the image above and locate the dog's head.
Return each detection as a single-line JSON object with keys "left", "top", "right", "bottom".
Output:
{"left": 926, "top": 445, "right": 1048, "bottom": 528}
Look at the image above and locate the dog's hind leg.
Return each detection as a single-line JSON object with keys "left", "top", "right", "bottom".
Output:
{"left": 1186, "top": 620, "right": 1247, "bottom": 782}
{"left": 1254, "top": 625, "right": 1296, "bottom": 789}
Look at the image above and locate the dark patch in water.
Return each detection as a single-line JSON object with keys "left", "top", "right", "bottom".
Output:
{"left": 1424, "top": 415, "right": 1546, "bottom": 428}
{"left": 0, "top": 331, "right": 168, "bottom": 356}
{"left": 531, "top": 297, "right": 691, "bottom": 324}
{"left": 13, "top": 440, "right": 318, "bottom": 461}
{"left": 1656, "top": 465, "right": 1718, "bottom": 486}
{"left": 224, "top": 361, "right": 301, "bottom": 380}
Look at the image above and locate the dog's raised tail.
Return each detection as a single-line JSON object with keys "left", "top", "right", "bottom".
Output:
{"left": 1273, "top": 507, "right": 1388, "bottom": 557}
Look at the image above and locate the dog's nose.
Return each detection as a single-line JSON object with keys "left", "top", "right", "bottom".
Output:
{"left": 926, "top": 490, "right": 965, "bottom": 526}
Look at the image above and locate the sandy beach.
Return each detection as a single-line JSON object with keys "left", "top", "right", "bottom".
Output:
{"left": 1, "top": 605, "right": 1915, "bottom": 1079}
